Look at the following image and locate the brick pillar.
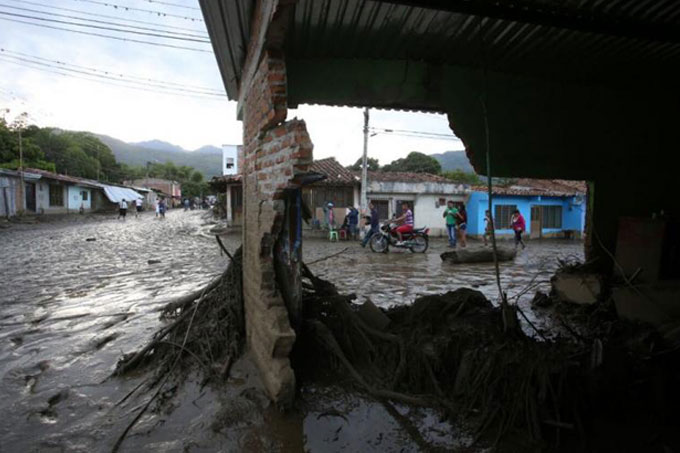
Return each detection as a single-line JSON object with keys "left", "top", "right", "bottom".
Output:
{"left": 241, "top": 51, "right": 313, "bottom": 405}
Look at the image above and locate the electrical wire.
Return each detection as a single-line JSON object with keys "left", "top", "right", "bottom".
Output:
{"left": 70, "top": 0, "right": 203, "bottom": 22}
{"left": 0, "top": 53, "right": 224, "bottom": 96}
{"left": 140, "top": 0, "right": 200, "bottom": 11}
{"left": 5, "top": 0, "right": 206, "bottom": 34}
{"left": 0, "top": 10, "right": 210, "bottom": 42}
{"left": 0, "top": 56, "right": 225, "bottom": 100}
{"left": 0, "top": 16, "right": 212, "bottom": 52}
{"left": 369, "top": 126, "right": 461, "bottom": 140}
{"left": 0, "top": 48, "right": 223, "bottom": 92}
{"left": 0, "top": 3, "right": 208, "bottom": 39}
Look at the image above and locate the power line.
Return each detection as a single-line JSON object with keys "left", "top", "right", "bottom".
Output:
{"left": 0, "top": 56, "right": 226, "bottom": 100}
{"left": 140, "top": 0, "right": 200, "bottom": 11}
{"left": 0, "top": 48, "right": 224, "bottom": 92}
{"left": 70, "top": 0, "right": 203, "bottom": 22}
{"left": 369, "top": 127, "right": 461, "bottom": 141}
{"left": 6, "top": 0, "right": 206, "bottom": 34}
{"left": 0, "top": 10, "right": 210, "bottom": 42}
{"left": 0, "top": 16, "right": 213, "bottom": 52}
{"left": 0, "top": 3, "right": 208, "bottom": 39}
{"left": 0, "top": 53, "right": 225, "bottom": 96}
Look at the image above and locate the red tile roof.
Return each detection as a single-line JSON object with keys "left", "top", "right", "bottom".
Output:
{"left": 310, "top": 157, "right": 359, "bottom": 186}
{"left": 363, "top": 171, "right": 452, "bottom": 183}
{"left": 473, "top": 178, "right": 587, "bottom": 197}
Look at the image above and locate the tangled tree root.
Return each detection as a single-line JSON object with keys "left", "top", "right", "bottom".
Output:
{"left": 298, "top": 265, "right": 587, "bottom": 448}
{"left": 113, "top": 245, "right": 245, "bottom": 383}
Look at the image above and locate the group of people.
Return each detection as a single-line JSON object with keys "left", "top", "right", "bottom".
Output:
{"left": 442, "top": 201, "right": 468, "bottom": 248}
{"left": 117, "top": 198, "right": 167, "bottom": 220}
{"left": 332, "top": 199, "right": 528, "bottom": 251}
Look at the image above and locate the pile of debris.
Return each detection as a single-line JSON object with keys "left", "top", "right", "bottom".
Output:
{"left": 111, "top": 247, "right": 680, "bottom": 451}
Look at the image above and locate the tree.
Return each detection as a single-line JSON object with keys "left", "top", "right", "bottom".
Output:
{"left": 0, "top": 114, "right": 55, "bottom": 171}
{"left": 442, "top": 170, "right": 482, "bottom": 185}
{"left": 347, "top": 157, "right": 380, "bottom": 171}
{"left": 383, "top": 151, "right": 441, "bottom": 174}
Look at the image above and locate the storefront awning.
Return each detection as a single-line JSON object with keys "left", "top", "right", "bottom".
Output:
{"left": 101, "top": 185, "right": 143, "bottom": 203}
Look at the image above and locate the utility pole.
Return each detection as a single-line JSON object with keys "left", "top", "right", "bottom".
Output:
{"left": 17, "top": 119, "right": 25, "bottom": 214}
{"left": 360, "top": 107, "right": 369, "bottom": 213}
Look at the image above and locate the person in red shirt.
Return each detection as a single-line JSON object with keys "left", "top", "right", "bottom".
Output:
{"left": 510, "top": 209, "right": 526, "bottom": 249}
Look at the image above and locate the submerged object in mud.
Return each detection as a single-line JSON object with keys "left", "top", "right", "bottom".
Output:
{"left": 85, "top": 237, "right": 96, "bottom": 242}
{"left": 147, "top": 259, "right": 161, "bottom": 265}
{"left": 440, "top": 247, "right": 516, "bottom": 264}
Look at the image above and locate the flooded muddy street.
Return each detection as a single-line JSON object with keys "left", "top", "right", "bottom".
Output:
{"left": 305, "top": 236, "right": 585, "bottom": 334}
{"left": 0, "top": 212, "right": 583, "bottom": 451}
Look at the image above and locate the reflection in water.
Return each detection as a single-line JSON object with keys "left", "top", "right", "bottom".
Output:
{"left": 305, "top": 237, "right": 585, "bottom": 335}
{"left": 0, "top": 213, "right": 583, "bottom": 451}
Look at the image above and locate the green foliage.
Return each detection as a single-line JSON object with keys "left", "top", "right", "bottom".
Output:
{"left": 0, "top": 117, "right": 55, "bottom": 171}
{"left": 347, "top": 157, "right": 380, "bottom": 171}
{"left": 383, "top": 151, "right": 441, "bottom": 174}
{"left": 1, "top": 114, "right": 125, "bottom": 181}
{"left": 442, "top": 170, "right": 482, "bottom": 184}
{"left": 142, "top": 160, "right": 209, "bottom": 198}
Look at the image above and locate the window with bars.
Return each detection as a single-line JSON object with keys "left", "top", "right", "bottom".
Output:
{"left": 49, "top": 184, "right": 63, "bottom": 207}
{"left": 494, "top": 204, "right": 517, "bottom": 229}
{"left": 542, "top": 205, "right": 563, "bottom": 228}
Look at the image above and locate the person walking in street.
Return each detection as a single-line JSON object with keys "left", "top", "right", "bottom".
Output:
{"left": 511, "top": 209, "right": 526, "bottom": 249}
{"left": 456, "top": 204, "right": 468, "bottom": 248}
{"left": 361, "top": 202, "right": 380, "bottom": 248}
{"left": 118, "top": 199, "right": 128, "bottom": 220}
{"left": 159, "top": 199, "right": 167, "bottom": 219}
{"left": 483, "top": 210, "right": 494, "bottom": 246}
{"left": 134, "top": 199, "right": 143, "bottom": 218}
{"left": 347, "top": 206, "right": 359, "bottom": 240}
{"left": 442, "top": 200, "right": 458, "bottom": 248}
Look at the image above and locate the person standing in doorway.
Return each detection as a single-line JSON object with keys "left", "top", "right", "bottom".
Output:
{"left": 361, "top": 202, "right": 380, "bottom": 248}
{"left": 511, "top": 209, "right": 526, "bottom": 249}
{"left": 483, "top": 210, "right": 494, "bottom": 246}
{"left": 442, "top": 200, "right": 458, "bottom": 248}
{"left": 118, "top": 199, "right": 128, "bottom": 220}
{"left": 456, "top": 204, "right": 468, "bottom": 248}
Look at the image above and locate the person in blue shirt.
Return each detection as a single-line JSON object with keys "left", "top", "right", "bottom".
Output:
{"left": 361, "top": 202, "right": 380, "bottom": 248}
{"left": 347, "top": 206, "right": 359, "bottom": 240}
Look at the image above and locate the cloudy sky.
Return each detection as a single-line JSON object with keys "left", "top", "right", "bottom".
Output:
{"left": 0, "top": 0, "right": 463, "bottom": 166}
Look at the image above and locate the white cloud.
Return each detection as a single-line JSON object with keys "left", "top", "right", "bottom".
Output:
{"left": 0, "top": 0, "right": 464, "bottom": 163}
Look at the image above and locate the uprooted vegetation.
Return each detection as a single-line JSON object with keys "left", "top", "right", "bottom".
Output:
{"left": 112, "top": 242, "right": 680, "bottom": 452}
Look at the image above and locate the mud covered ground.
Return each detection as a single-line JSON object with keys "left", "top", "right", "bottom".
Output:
{"left": 0, "top": 212, "right": 583, "bottom": 452}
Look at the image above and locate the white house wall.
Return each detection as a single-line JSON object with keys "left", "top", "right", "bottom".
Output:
{"left": 414, "top": 194, "right": 467, "bottom": 237}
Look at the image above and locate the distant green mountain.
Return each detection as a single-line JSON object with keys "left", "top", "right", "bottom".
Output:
{"left": 96, "top": 134, "right": 223, "bottom": 178}
{"left": 430, "top": 150, "right": 475, "bottom": 173}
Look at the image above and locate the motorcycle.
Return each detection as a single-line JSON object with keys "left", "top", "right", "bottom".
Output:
{"left": 369, "top": 222, "right": 429, "bottom": 253}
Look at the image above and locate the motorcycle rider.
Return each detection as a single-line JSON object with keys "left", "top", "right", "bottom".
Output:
{"left": 394, "top": 201, "right": 414, "bottom": 246}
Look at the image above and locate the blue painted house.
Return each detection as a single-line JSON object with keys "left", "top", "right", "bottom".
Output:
{"left": 466, "top": 179, "right": 587, "bottom": 239}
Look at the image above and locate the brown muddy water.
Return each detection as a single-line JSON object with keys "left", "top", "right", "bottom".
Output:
{"left": 0, "top": 211, "right": 583, "bottom": 452}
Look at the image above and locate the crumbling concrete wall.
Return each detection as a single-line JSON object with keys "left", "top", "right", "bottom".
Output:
{"left": 241, "top": 49, "right": 313, "bottom": 405}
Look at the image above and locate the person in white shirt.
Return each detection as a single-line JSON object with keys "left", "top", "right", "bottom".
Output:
{"left": 118, "top": 199, "right": 128, "bottom": 220}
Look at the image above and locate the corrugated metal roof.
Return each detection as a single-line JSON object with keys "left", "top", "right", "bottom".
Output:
{"left": 199, "top": 0, "right": 253, "bottom": 100}
{"left": 200, "top": 0, "right": 680, "bottom": 99}
{"left": 288, "top": 0, "right": 680, "bottom": 85}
